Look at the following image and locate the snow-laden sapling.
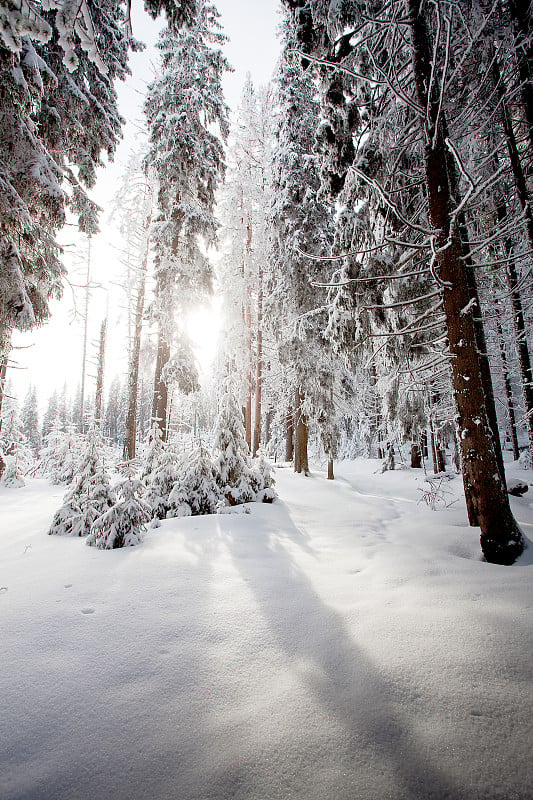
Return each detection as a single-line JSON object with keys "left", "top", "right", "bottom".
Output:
{"left": 88, "top": 477, "right": 151, "bottom": 549}
{"left": 252, "top": 449, "right": 277, "bottom": 503}
{"left": 168, "top": 442, "right": 222, "bottom": 516}
{"left": 145, "top": 439, "right": 183, "bottom": 520}
{"left": 213, "top": 383, "right": 257, "bottom": 505}
{"left": 49, "top": 427, "right": 114, "bottom": 536}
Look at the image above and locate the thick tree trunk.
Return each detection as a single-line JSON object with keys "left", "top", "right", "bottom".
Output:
{"left": 327, "top": 457, "right": 334, "bottom": 480}
{"left": 411, "top": 443, "right": 421, "bottom": 469}
{"left": 123, "top": 216, "right": 150, "bottom": 461}
{"left": 285, "top": 404, "right": 294, "bottom": 462}
{"left": 294, "top": 387, "right": 309, "bottom": 475}
{"left": 94, "top": 317, "right": 107, "bottom": 428}
{"left": 408, "top": 0, "right": 523, "bottom": 563}
{"left": 152, "top": 331, "right": 171, "bottom": 442}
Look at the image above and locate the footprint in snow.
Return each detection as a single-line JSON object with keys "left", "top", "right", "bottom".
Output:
{"left": 80, "top": 608, "right": 95, "bottom": 615}
{"left": 64, "top": 584, "right": 72, "bottom": 588}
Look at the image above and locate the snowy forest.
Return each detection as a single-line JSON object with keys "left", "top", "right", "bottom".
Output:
{"left": 1, "top": 1, "right": 533, "bottom": 799}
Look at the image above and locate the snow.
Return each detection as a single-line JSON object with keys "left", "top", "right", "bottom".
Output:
{"left": 1, "top": 459, "right": 532, "bottom": 800}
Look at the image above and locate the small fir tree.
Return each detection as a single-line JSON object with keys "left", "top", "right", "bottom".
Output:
{"left": 88, "top": 476, "right": 151, "bottom": 549}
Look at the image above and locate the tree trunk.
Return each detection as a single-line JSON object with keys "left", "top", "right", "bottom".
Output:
{"left": 123, "top": 214, "right": 150, "bottom": 461}
{"left": 252, "top": 264, "right": 263, "bottom": 456}
{"left": 152, "top": 331, "right": 171, "bottom": 442}
{"left": 496, "top": 315, "right": 520, "bottom": 462}
{"left": 327, "top": 457, "right": 334, "bottom": 480}
{"left": 507, "top": 0, "right": 533, "bottom": 153}
{"left": 411, "top": 442, "right": 421, "bottom": 469}
{"left": 79, "top": 237, "right": 91, "bottom": 434}
{"left": 94, "top": 317, "right": 107, "bottom": 428}
{"left": 408, "top": 0, "right": 523, "bottom": 564}
{"left": 285, "top": 404, "right": 294, "bottom": 462}
{"left": 244, "top": 214, "right": 253, "bottom": 451}
{"left": 0, "top": 339, "right": 9, "bottom": 428}
{"left": 294, "top": 387, "right": 309, "bottom": 475}
{"left": 494, "top": 197, "right": 533, "bottom": 459}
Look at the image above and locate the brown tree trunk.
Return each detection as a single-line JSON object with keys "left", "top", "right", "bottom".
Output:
{"left": 123, "top": 217, "right": 150, "bottom": 461}
{"left": 327, "top": 457, "right": 334, "bottom": 480}
{"left": 94, "top": 317, "right": 107, "bottom": 428}
{"left": 408, "top": 0, "right": 523, "bottom": 563}
{"left": 285, "top": 404, "right": 294, "bottom": 462}
{"left": 294, "top": 387, "right": 309, "bottom": 475}
{"left": 152, "top": 331, "right": 171, "bottom": 442}
{"left": 411, "top": 443, "right": 421, "bottom": 469}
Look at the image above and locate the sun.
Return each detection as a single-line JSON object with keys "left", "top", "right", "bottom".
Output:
{"left": 186, "top": 302, "right": 222, "bottom": 375}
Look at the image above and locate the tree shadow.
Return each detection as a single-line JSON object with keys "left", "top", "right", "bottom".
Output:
{"left": 219, "top": 503, "right": 468, "bottom": 800}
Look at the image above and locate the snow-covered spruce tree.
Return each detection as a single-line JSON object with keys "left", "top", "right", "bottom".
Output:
{"left": 144, "top": 2, "right": 229, "bottom": 441}
{"left": 145, "top": 438, "right": 184, "bottom": 520}
{"left": 49, "top": 426, "right": 114, "bottom": 536}
{"left": 212, "top": 379, "right": 258, "bottom": 505}
{"left": 168, "top": 441, "right": 221, "bottom": 516}
{"left": 266, "top": 30, "right": 339, "bottom": 476}
{"left": 0, "top": 0, "right": 190, "bottom": 363}
{"left": 21, "top": 384, "right": 41, "bottom": 458}
{"left": 88, "top": 474, "right": 151, "bottom": 549}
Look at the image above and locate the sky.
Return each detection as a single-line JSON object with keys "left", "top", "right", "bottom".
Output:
{"left": 9, "top": 0, "right": 282, "bottom": 413}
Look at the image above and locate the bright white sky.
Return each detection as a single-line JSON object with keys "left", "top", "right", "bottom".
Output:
{"left": 10, "top": 0, "right": 282, "bottom": 412}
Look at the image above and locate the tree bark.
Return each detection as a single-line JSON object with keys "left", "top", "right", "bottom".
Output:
{"left": 408, "top": 0, "right": 523, "bottom": 563}
{"left": 94, "top": 317, "right": 107, "bottom": 428}
{"left": 285, "top": 404, "right": 294, "bottom": 462}
{"left": 123, "top": 214, "right": 150, "bottom": 461}
{"left": 496, "top": 313, "right": 520, "bottom": 462}
{"left": 152, "top": 331, "right": 171, "bottom": 442}
{"left": 327, "top": 457, "right": 334, "bottom": 480}
{"left": 294, "top": 386, "right": 309, "bottom": 475}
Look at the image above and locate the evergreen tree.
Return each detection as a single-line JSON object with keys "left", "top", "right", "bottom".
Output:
{"left": 144, "top": 1, "right": 229, "bottom": 440}
{"left": 49, "top": 426, "right": 114, "bottom": 536}
{"left": 21, "top": 385, "right": 41, "bottom": 457}
{"left": 88, "top": 475, "right": 150, "bottom": 549}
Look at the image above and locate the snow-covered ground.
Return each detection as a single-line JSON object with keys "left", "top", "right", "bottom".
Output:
{"left": 1, "top": 459, "right": 532, "bottom": 800}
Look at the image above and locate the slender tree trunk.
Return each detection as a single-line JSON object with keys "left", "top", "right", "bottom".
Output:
{"left": 496, "top": 315, "right": 520, "bottom": 462}
{"left": 327, "top": 457, "right": 334, "bottom": 480}
{"left": 371, "top": 362, "right": 383, "bottom": 458}
{"left": 507, "top": 0, "right": 533, "bottom": 153}
{"left": 252, "top": 264, "right": 263, "bottom": 456}
{"left": 123, "top": 214, "right": 151, "bottom": 461}
{"left": 94, "top": 317, "right": 107, "bottom": 427}
{"left": 244, "top": 214, "right": 253, "bottom": 451}
{"left": 492, "top": 55, "right": 533, "bottom": 252}
{"left": 294, "top": 386, "right": 309, "bottom": 475}
{"left": 79, "top": 236, "right": 91, "bottom": 434}
{"left": 494, "top": 197, "right": 533, "bottom": 458}
{"left": 0, "top": 338, "right": 9, "bottom": 428}
{"left": 408, "top": 0, "right": 523, "bottom": 563}
{"left": 152, "top": 331, "right": 171, "bottom": 442}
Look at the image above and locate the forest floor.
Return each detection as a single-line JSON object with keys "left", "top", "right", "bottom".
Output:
{"left": 1, "top": 457, "right": 532, "bottom": 800}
